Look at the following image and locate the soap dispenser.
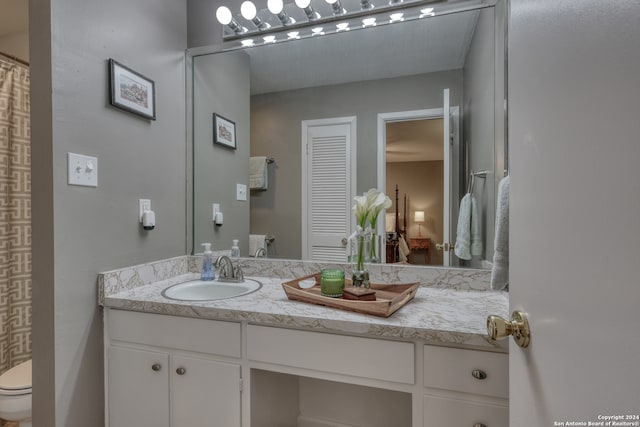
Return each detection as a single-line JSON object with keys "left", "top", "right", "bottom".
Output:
{"left": 201, "top": 243, "right": 215, "bottom": 281}
{"left": 231, "top": 239, "right": 240, "bottom": 258}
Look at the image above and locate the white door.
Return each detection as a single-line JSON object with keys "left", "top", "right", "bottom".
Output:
{"left": 508, "top": 1, "right": 640, "bottom": 425}
{"left": 107, "top": 346, "right": 170, "bottom": 427}
{"left": 172, "top": 355, "right": 241, "bottom": 426}
{"left": 442, "top": 89, "right": 452, "bottom": 266}
{"left": 301, "top": 117, "right": 356, "bottom": 262}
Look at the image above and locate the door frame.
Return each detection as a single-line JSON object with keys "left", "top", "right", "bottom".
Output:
{"left": 376, "top": 106, "right": 460, "bottom": 264}
{"left": 301, "top": 116, "right": 357, "bottom": 260}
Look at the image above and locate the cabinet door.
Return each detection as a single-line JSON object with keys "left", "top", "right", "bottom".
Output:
{"left": 172, "top": 355, "right": 241, "bottom": 426}
{"left": 423, "top": 395, "right": 508, "bottom": 427}
{"left": 108, "top": 346, "right": 170, "bottom": 427}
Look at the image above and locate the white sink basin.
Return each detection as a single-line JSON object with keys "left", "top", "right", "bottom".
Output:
{"left": 162, "top": 279, "right": 262, "bottom": 301}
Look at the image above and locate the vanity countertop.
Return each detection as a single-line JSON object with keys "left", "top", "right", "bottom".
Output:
{"left": 101, "top": 272, "right": 509, "bottom": 352}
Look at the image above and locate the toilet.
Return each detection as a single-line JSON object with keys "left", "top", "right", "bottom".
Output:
{"left": 0, "top": 359, "right": 32, "bottom": 427}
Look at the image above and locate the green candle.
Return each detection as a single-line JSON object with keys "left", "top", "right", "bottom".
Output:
{"left": 320, "top": 269, "right": 345, "bottom": 298}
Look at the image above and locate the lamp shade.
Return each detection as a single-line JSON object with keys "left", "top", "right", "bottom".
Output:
{"left": 414, "top": 211, "right": 425, "bottom": 223}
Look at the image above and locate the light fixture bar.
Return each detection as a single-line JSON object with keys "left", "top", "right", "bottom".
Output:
{"left": 218, "top": 0, "right": 496, "bottom": 43}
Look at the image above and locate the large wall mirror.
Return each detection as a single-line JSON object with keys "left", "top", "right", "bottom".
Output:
{"left": 188, "top": 0, "right": 507, "bottom": 270}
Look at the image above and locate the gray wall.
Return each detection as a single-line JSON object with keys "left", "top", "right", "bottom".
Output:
{"left": 30, "top": 0, "right": 187, "bottom": 424}
{"left": 250, "top": 71, "right": 462, "bottom": 259}
{"left": 463, "top": 6, "right": 497, "bottom": 266}
{"left": 193, "top": 51, "right": 251, "bottom": 255}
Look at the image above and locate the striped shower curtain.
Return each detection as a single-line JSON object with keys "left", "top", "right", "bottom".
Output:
{"left": 0, "top": 55, "right": 31, "bottom": 375}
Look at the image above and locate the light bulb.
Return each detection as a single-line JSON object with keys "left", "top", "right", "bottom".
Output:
{"left": 267, "top": 0, "right": 284, "bottom": 14}
{"left": 362, "top": 17, "right": 376, "bottom": 27}
{"left": 295, "top": 0, "right": 311, "bottom": 9}
{"left": 216, "top": 6, "right": 233, "bottom": 25}
{"left": 240, "top": 1, "right": 257, "bottom": 19}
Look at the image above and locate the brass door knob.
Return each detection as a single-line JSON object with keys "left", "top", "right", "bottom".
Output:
{"left": 151, "top": 363, "right": 161, "bottom": 372}
{"left": 487, "top": 310, "right": 531, "bottom": 348}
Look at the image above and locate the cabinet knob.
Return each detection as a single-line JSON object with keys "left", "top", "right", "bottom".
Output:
{"left": 473, "top": 424, "right": 487, "bottom": 427}
{"left": 176, "top": 367, "right": 186, "bottom": 375}
{"left": 151, "top": 363, "right": 161, "bottom": 372}
{"left": 471, "top": 369, "right": 487, "bottom": 380}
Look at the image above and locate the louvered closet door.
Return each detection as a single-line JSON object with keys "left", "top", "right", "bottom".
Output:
{"left": 302, "top": 118, "right": 356, "bottom": 262}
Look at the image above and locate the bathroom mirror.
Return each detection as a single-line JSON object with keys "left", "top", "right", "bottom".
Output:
{"left": 188, "top": 0, "right": 506, "bottom": 269}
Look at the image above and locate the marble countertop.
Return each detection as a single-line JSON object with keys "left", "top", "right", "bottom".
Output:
{"left": 102, "top": 272, "right": 509, "bottom": 352}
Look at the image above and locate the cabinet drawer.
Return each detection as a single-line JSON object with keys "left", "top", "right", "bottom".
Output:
{"left": 247, "top": 325, "right": 414, "bottom": 384}
{"left": 107, "top": 309, "right": 241, "bottom": 358}
{"left": 423, "top": 346, "right": 508, "bottom": 398}
{"left": 423, "top": 395, "right": 508, "bottom": 427}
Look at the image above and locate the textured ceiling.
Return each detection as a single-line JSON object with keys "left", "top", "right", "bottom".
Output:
{"left": 0, "top": 0, "right": 28, "bottom": 37}
{"left": 247, "top": 9, "right": 479, "bottom": 95}
{"left": 386, "top": 118, "right": 444, "bottom": 163}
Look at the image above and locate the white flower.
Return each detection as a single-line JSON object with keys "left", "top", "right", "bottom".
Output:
{"left": 352, "top": 188, "right": 391, "bottom": 229}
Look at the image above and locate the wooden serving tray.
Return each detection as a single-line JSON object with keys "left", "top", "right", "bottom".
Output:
{"left": 282, "top": 273, "right": 419, "bottom": 318}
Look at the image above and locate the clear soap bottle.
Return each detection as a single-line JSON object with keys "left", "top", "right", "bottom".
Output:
{"left": 231, "top": 239, "right": 240, "bottom": 258}
{"left": 201, "top": 243, "right": 215, "bottom": 280}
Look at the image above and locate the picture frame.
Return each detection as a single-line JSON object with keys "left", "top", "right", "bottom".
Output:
{"left": 108, "top": 58, "right": 156, "bottom": 120}
{"left": 213, "top": 113, "right": 236, "bottom": 149}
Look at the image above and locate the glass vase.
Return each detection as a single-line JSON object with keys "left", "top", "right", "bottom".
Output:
{"left": 367, "top": 233, "right": 383, "bottom": 264}
{"left": 349, "top": 231, "right": 371, "bottom": 288}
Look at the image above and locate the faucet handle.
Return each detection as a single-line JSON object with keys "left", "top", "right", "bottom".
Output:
{"left": 234, "top": 266, "right": 244, "bottom": 281}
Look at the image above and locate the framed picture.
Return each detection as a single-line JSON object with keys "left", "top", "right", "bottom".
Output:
{"left": 213, "top": 113, "right": 236, "bottom": 149}
{"left": 108, "top": 58, "right": 156, "bottom": 120}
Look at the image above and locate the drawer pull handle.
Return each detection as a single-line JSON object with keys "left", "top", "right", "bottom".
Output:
{"left": 151, "top": 363, "right": 161, "bottom": 372}
{"left": 472, "top": 369, "right": 487, "bottom": 380}
{"left": 474, "top": 424, "right": 487, "bottom": 427}
{"left": 176, "top": 367, "right": 186, "bottom": 375}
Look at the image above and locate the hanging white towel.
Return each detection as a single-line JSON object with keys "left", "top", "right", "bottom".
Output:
{"left": 491, "top": 176, "right": 510, "bottom": 290}
{"left": 470, "top": 196, "right": 483, "bottom": 257}
{"left": 249, "top": 234, "right": 267, "bottom": 256}
{"left": 454, "top": 194, "right": 473, "bottom": 260}
{"left": 249, "top": 156, "right": 268, "bottom": 190}
{"left": 455, "top": 193, "right": 483, "bottom": 261}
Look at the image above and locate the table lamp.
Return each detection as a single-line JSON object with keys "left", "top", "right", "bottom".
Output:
{"left": 414, "top": 211, "right": 425, "bottom": 237}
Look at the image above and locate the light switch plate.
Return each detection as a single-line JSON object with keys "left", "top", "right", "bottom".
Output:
{"left": 212, "top": 203, "right": 220, "bottom": 221}
{"left": 68, "top": 152, "right": 98, "bottom": 187}
{"left": 236, "top": 183, "right": 247, "bottom": 201}
{"left": 139, "top": 199, "right": 151, "bottom": 222}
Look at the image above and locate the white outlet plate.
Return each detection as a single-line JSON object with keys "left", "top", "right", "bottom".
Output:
{"left": 139, "top": 199, "right": 151, "bottom": 222}
{"left": 236, "top": 183, "right": 247, "bottom": 201}
{"left": 68, "top": 152, "right": 98, "bottom": 187}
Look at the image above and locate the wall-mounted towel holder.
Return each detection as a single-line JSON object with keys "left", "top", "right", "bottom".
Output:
{"left": 467, "top": 170, "right": 489, "bottom": 194}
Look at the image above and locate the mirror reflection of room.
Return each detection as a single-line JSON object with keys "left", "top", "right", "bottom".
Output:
{"left": 385, "top": 118, "right": 444, "bottom": 266}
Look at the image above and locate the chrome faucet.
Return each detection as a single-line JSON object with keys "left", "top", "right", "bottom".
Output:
{"left": 215, "top": 255, "right": 244, "bottom": 283}
{"left": 254, "top": 248, "right": 266, "bottom": 258}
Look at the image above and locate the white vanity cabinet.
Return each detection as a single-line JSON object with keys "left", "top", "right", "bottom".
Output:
{"left": 422, "top": 346, "right": 509, "bottom": 427}
{"left": 105, "top": 309, "right": 242, "bottom": 427}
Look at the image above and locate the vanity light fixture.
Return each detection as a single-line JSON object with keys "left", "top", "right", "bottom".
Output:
{"left": 419, "top": 7, "right": 435, "bottom": 18}
{"left": 216, "top": 6, "right": 247, "bottom": 34}
{"left": 311, "top": 26, "right": 324, "bottom": 35}
{"left": 241, "top": 38, "right": 256, "bottom": 47}
{"left": 336, "top": 22, "right": 350, "bottom": 31}
{"left": 362, "top": 17, "right": 377, "bottom": 27}
{"left": 295, "top": 0, "right": 321, "bottom": 21}
{"left": 241, "top": 1, "right": 271, "bottom": 30}
{"left": 325, "top": 0, "right": 346, "bottom": 15}
{"left": 389, "top": 12, "right": 404, "bottom": 22}
{"left": 267, "top": 0, "right": 296, "bottom": 25}
{"left": 287, "top": 31, "right": 301, "bottom": 39}
{"left": 263, "top": 35, "right": 277, "bottom": 43}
